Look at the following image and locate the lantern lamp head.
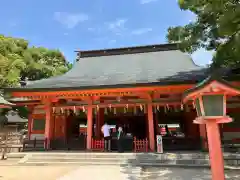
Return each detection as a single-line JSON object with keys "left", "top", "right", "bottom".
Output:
{"left": 194, "top": 94, "right": 225, "bottom": 117}
{"left": 183, "top": 76, "right": 240, "bottom": 121}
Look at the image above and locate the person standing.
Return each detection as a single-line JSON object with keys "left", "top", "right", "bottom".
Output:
{"left": 117, "top": 126, "right": 124, "bottom": 153}
{"left": 101, "top": 122, "right": 111, "bottom": 151}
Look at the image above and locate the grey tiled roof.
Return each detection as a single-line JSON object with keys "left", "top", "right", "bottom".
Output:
{"left": 8, "top": 49, "right": 206, "bottom": 91}
{"left": 0, "top": 96, "right": 14, "bottom": 106}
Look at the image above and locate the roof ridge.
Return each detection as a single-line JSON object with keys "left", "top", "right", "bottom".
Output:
{"left": 76, "top": 43, "right": 178, "bottom": 59}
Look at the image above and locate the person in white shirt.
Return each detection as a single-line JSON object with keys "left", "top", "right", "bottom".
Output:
{"left": 101, "top": 122, "right": 111, "bottom": 151}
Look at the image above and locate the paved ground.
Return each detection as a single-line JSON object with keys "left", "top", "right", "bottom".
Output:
{"left": 0, "top": 165, "right": 77, "bottom": 180}
{"left": 0, "top": 165, "right": 239, "bottom": 180}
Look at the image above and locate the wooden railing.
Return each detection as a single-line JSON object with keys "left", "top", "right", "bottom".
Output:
{"left": 133, "top": 137, "right": 149, "bottom": 152}
{"left": 91, "top": 138, "right": 104, "bottom": 151}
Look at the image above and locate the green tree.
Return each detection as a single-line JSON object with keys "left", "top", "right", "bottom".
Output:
{"left": 0, "top": 34, "right": 72, "bottom": 119}
{"left": 167, "top": 0, "right": 240, "bottom": 68}
{"left": 0, "top": 34, "right": 72, "bottom": 87}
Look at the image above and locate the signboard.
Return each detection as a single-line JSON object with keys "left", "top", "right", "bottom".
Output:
{"left": 156, "top": 135, "right": 163, "bottom": 153}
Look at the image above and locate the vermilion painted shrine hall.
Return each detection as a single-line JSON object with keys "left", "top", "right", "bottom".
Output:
{"left": 5, "top": 43, "right": 240, "bottom": 152}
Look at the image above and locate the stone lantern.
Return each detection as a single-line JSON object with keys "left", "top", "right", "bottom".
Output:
{"left": 183, "top": 76, "right": 240, "bottom": 180}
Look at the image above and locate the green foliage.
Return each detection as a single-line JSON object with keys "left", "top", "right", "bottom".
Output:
{"left": 0, "top": 34, "right": 72, "bottom": 119}
{"left": 0, "top": 34, "right": 72, "bottom": 87}
{"left": 167, "top": 0, "right": 240, "bottom": 68}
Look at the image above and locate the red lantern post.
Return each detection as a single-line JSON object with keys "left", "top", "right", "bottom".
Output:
{"left": 183, "top": 76, "right": 240, "bottom": 180}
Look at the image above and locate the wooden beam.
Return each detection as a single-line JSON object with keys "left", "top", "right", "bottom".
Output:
{"left": 11, "top": 84, "right": 194, "bottom": 97}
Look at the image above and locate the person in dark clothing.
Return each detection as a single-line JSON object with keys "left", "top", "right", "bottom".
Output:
{"left": 117, "top": 126, "right": 124, "bottom": 153}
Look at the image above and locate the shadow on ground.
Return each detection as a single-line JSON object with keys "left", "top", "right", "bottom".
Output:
{"left": 119, "top": 153, "right": 240, "bottom": 180}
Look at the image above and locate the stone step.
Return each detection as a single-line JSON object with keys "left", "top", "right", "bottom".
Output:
{"left": 18, "top": 153, "right": 210, "bottom": 160}
{"left": 25, "top": 157, "right": 209, "bottom": 163}
{"left": 22, "top": 159, "right": 210, "bottom": 166}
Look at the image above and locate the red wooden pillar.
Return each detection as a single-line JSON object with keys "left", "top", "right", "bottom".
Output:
{"left": 96, "top": 108, "right": 104, "bottom": 138}
{"left": 147, "top": 104, "right": 155, "bottom": 151}
{"left": 87, "top": 106, "right": 93, "bottom": 150}
{"left": 44, "top": 101, "right": 53, "bottom": 149}
{"left": 27, "top": 106, "right": 34, "bottom": 139}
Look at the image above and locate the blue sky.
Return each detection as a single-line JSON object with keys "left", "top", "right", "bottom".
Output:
{"left": 0, "top": 0, "right": 213, "bottom": 66}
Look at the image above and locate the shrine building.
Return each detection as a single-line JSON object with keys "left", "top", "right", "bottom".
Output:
{"left": 4, "top": 43, "right": 240, "bottom": 152}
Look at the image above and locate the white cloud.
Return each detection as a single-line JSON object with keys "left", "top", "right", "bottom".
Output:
{"left": 54, "top": 12, "right": 88, "bottom": 29}
{"left": 87, "top": 27, "right": 95, "bottom": 31}
{"left": 108, "top": 39, "right": 117, "bottom": 44}
{"left": 131, "top": 28, "right": 152, "bottom": 35}
{"left": 140, "top": 0, "right": 158, "bottom": 4}
{"left": 106, "top": 19, "right": 128, "bottom": 36}
{"left": 9, "top": 21, "right": 17, "bottom": 27}
{"left": 108, "top": 19, "right": 127, "bottom": 30}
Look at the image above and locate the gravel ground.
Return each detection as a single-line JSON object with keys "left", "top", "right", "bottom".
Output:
{"left": 120, "top": 166, "right": 240, "bottom": 180}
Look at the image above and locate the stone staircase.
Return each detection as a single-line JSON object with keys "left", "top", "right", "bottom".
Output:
{"left": 5, "top": 152, "right": 240, "bottom": 167}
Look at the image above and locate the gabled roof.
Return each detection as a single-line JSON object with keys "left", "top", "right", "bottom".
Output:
{"left": 0, "top": 96, "right": 14, "bottom": 107}
{"left": 6, "top": 43, "right": 206, "bottom": 92}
